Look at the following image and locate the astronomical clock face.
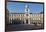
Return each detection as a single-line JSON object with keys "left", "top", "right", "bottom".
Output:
{"left": 26, "top": 14, "right": 29, "bottom": 16}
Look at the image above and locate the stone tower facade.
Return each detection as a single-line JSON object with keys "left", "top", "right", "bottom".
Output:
{"left": 24, "top": 5, "right": 30, "bottom": 24}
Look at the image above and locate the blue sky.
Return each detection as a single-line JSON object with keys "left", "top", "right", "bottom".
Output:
{"left": 7, "top": 2, "right": 43, "bottom": 13}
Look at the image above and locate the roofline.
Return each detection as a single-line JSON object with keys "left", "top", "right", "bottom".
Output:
{"left": 9, "top": 13, "right": 43, "bottom": 14}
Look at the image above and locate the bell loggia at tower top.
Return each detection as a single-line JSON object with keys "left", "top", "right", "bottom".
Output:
{"left": 25, "top": 5, "right": 30, "bottom": 13}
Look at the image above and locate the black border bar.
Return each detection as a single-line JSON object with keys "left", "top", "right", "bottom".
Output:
{"left": 8, "top": 1, "right": 44, "bottom": 4}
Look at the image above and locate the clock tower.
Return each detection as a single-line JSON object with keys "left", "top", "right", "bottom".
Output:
{"left": 24, "top": 5, "right": 30, "bottom": 24}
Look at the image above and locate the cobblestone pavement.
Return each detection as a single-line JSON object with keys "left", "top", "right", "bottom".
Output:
{"left": 6, "top": 24, "right": 44, "bottom": 31}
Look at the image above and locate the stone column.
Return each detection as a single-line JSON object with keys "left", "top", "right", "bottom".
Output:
{"left": 28, "top": 18, "right": 30, "bottom": 24}
{"left": 10, "top": 14, "right": 13, "bottom": 24}
{"left": 11, "top": 18, "right": 12, "bottom": 24}
{"left": 20, "top": 14, "right": 21, "bottom": 20}
{"left": 24, "top": 18, "right": 26, "bottom": 24}
{"left": 28, "top": 14, "right": 30, "bottom": 24}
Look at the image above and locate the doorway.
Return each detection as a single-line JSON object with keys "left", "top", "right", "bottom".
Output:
{"left": 26, "top": 19, "right": 28, "bottom": 24}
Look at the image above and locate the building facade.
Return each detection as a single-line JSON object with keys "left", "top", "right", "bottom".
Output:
{"left": 9, "top": 5, "right": 44, "bottom": 25}
{"left": 9, "top": 13, "right": 43, "bottom": 24}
